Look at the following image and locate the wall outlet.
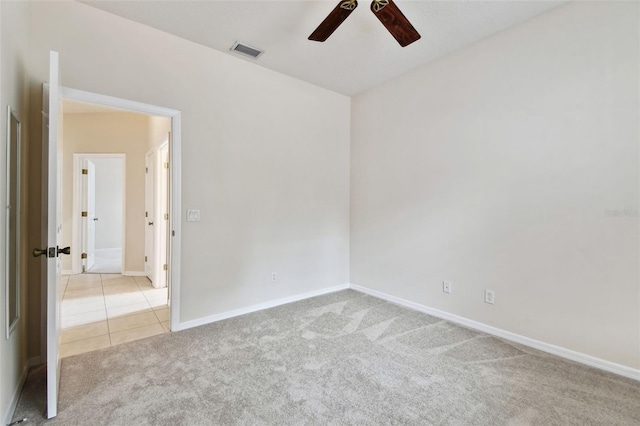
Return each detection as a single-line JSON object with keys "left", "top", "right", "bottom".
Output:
{"left": 186, "top": 209, "right": 201, "bottom": 222}
{"left": 485, "top": 289, "right": 495, "bottom": 304}
{"left": 442, "top": 281, "right": 452, "bottom": 294}
{"left": 271, "top": 272, "right": 277, "bottom": 282}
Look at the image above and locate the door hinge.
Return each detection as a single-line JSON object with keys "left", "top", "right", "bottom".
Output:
{"left": 145, "top": 256, "right": 148, "bottom": 262}
{"left": 164, "top": 213, "right": 169, "bottom": 220}
{"left": 163, "top": 264, "right": 168, "bottom": 271}
{"left": 145, "top": 167, "right": 148, "bottom": 173}
{"left": 81, "top": 211, "right": 87, "bottom": 217}
{"left": 145, "top": 211, "right": 148, "bottom": 218}
{"left": 164, "top": 162, "right": 169, "bottom": 169}
{"left": 82, "top": 168, "right": 88, "bottom": 175}
{"left": 81, "top": 253, "right": 87, "bottom": 259}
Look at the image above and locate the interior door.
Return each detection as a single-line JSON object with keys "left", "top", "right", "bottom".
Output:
{"left": 145, "top": 151, "right": 155, "bottom": 283}
{"left": 44, "top": 50, "right": 63, "bottom": 419}
{"left": 84, "top": 159, "right": 97, "bottom": 271}
{"left": 156, "top": 143, "right": 169, "bottom": 289}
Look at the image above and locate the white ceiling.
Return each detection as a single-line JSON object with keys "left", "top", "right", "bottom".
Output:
{"left": 81, "top": 0, "right": 569, "bottom": 96}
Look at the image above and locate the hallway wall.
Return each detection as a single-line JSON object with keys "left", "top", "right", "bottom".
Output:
{"left": 61, "top": 112, "right": 151, "bottom": 274}
{"left": 0, "top": 1, "right": 31, "bottom": 423}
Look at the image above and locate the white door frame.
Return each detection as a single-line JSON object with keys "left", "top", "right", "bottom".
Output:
{"left": 144, "top": 149, "right": 156, "bottom": 283}
{"left": 71, "top": 153, "right": 126, "bottom": 274}
{"left": 62, "top": 87, "right": 182, "bottom": 331}
{"left": 156, "top": 142, "right": 169, "bottom": 290}
{"left": 84, "top": 159, "right": 96, "bottom": 271}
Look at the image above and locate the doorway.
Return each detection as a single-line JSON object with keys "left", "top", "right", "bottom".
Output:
{"left": 76, "top": 155, "right": 125, "bottom": 274}
{"left": 40, "top": 51, "right": 182, "bottom": 419}
{"left": 60, "top": 96, "right": 176, "bottom": 358}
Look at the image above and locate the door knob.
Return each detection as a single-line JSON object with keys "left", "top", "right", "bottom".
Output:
{"left": 33, "top": 247, "right": 55, "bottom": 258}
{"left": 148, "top": 221, "right": 154, "bottom": 226}
{"left": 32, "top": 248, "right": 48, "bottom": 257}
{"left": 57, "top": 246, "right": 71, "bottom": 256}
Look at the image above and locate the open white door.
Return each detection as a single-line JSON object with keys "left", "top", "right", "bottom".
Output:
{"left": 40, "top": 50, "right": 64, "bottom": 419}
{"left": 145, "top": 151, "right": 155, "bottom": 282}
{"left": 155, "top": 143, "right": 169, "bottom": 289}
{"left": 82, "top": 159, "right": 97, "bottom": 271}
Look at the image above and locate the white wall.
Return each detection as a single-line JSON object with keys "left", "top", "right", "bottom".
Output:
{"left": 148, "top": 115, "right": 170, "bottom": 152}
{"left": 92, "top": 158, "right": 123, "bottom": 250}
{"left": 351, "top": 1, "right": 639, "bottom": 369}
{"left": 28, "top": 0, "right": 351, "bottom": 334}
{"left": 0, "top": 1, "right": 31, "bottom": 423}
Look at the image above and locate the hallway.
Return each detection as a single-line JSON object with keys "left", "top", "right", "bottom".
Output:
{"left": 60, "top": 274, "right": 169, "bottom": 358}
{"left": 85, "top": 248, "right": 123, "bottom": 274}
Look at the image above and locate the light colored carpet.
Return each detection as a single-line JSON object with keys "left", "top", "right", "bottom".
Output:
{"left": 12, "top": 290, "right": 640, "bottom": 425}
{"left": 86, "top": 248, "right": 122, "bottom": 274}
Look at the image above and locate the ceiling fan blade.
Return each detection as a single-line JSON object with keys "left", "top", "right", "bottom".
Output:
{"left": 370, "top": 0, "right": 421, "bottom": 47}
{"left": 309, "top": 0, "right": 358, "bottom": 42}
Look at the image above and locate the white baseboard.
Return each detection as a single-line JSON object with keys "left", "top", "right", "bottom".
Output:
{"left": 349, "top": 284, "right": 640, "bottom": 382}
{"left": 64, "top": 270, "right": 140, "bottom": 276}
{"left": 175, "top": 284, "right": 350, "bottom": 332}
{"left": 3, "top": 362, "right": 29, "bottom": 426}
{"left": 123, "top": 271, "right": 146, "bottom": 277}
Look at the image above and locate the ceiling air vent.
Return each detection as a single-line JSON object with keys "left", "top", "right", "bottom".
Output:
{"left": 230, "top": 41, "right": 264, "bottom": 60}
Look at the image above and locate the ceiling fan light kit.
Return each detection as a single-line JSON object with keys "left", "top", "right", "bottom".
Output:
{"left": 309, "top": 0, "right": 421, "bottom": 47}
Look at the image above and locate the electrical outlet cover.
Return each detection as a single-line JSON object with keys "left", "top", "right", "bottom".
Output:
{"left": 485, "top": 289, "right": 495, "bottom": 304}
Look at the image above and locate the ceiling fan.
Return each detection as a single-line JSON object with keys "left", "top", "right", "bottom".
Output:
{"left": 309, "top": 0, "right": 421, "bottom": 47}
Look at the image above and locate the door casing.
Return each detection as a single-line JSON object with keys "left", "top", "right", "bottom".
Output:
{"left": 59, "top": 86, "right": 182, "bottom": 330}
{"left": 144, "top": 150, "right": 156, "bottom": 283}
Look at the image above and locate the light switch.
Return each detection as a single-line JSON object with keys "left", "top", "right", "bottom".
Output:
{"left": 186, "top": 209, "right": 200, "bottom": 222}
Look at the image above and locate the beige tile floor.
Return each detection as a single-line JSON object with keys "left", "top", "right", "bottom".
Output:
{"left": 60, "top": 274, "right": 169, "bottom": 358}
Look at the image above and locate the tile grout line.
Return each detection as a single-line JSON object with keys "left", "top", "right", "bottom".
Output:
{"left": 101, "top": 274, "right": 114, "bottom": 348}
{"left": 109, "top": 274, "right": 161, "bottom": 344}
{"left": 61, "top": 275, "right": 68, "bottom": 300}
{"left": 134, "top": 276, "right": 168, "bottom": 332}
{"left": 152, "top": 308, "right": 165, "bottom": 325}
{"left": 60, "top": 274, "right": 108, "bottom": 357}
{"left": 111, "top": 321, "right": 165, "bottom": 335}
{"left": 136, "top": 275, "right": 163, "bottom": 330}
{"left": 60, "top": 330, "right": 111, "bottom": 347}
